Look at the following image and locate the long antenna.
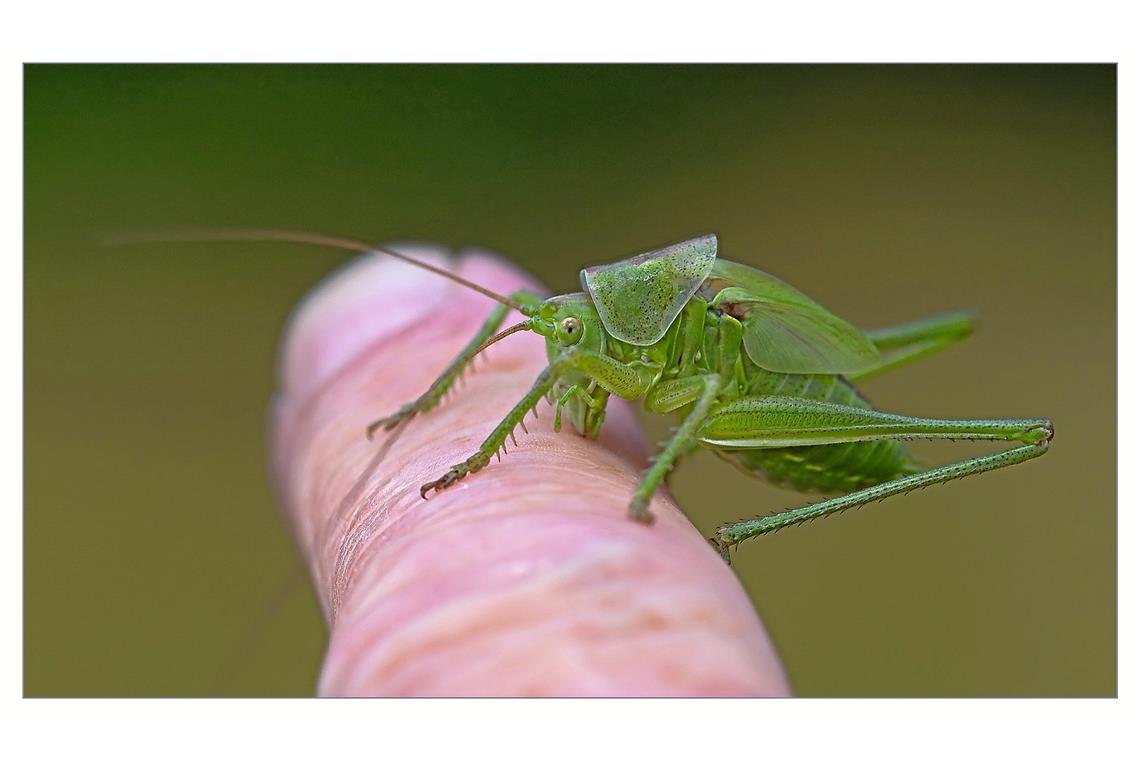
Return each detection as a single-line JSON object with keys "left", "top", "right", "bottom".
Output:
{"left": 107, "top": 227, "right": 534, "bottom": 314}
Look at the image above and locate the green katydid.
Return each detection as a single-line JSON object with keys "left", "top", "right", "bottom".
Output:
{"left": 132, "top": 228, "right": 1054, "bottom": 561}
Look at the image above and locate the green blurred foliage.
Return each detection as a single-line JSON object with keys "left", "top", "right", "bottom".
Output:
{"left": 24, "top": 65, "right": 1115, "bottom": 696}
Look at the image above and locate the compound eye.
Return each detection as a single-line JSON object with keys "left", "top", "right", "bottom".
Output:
{"left": 559, "top": 316, "right": 583, "bottom": 345}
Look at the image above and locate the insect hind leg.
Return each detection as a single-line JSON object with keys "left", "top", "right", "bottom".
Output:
{"left": 707, "top": 402, "right": 1053, "bottom": 561}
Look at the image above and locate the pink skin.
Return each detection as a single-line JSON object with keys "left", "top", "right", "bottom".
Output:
{"left": 272, "top": 244, "right": 791, "bottom": 696}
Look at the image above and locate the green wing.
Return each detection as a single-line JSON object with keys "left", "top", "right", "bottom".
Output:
{"left": 705, "top": 259, "right": 879, "bottom": 374}
{"left": 580, "top": 234, "right": 717, "bottom": 346}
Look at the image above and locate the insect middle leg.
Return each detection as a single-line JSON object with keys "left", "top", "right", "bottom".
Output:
{"left": 628, "top": 375, "right": 723, "bottom": 523}
{"left": 698, "top": 396, "right": 1053, "bottom": 561}
{"left": 366, "top": 289, "right": 543, "bottom": 438}
{"left": 626, "top": 313, "right": 744, "bottom": 523}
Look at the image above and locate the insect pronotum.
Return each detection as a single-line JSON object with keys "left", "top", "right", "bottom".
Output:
{"left": 126, "top": 228, "right": 1054, "bottom": 561}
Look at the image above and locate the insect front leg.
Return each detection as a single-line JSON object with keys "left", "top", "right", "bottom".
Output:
{"left": 418, "top": 362, "right": 564, "bottom": 497}
{"left": 366, "top": 289, "right": 543, "bottom": 438}
{"left": 698, "top": 396, "right": 1053, "bottom": 561}
{"left": 421, "top": 349, "right": 653, "bottom": 499}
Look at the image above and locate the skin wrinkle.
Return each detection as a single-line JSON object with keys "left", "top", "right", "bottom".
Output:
{"left": 281, "top": 321, "right": 502, "bottom": 614}
{"left": 322, "top": 419, "right": 522, "bottom": 616}
{"left": 332, "top": 480, "right": 699, "bottom": 639}
{"left": 324, "top": 534, "right": 769, "bottom": 696}
{"left": 324, "top": 425, "right": 680, "bottom": 626}
{"left": 339, "top": 544, "right": 766, "bottom": 697}
{"left": 274, "top": 249, "right": 790, "bottom": 696}
{"left": 326, "top": 438, "right": 555, "bottom": 617}
{"left": 298, "top": 420, "right": 391, "bottom": 616}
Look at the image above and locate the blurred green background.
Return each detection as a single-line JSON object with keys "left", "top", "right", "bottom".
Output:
{"left": 24, "top": 65, "right": 1115, "bottom": 696}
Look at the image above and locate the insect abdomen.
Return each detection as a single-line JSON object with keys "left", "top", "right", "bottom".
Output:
{"left": 719, "top": 369, "right": 922, "bottom": 493}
